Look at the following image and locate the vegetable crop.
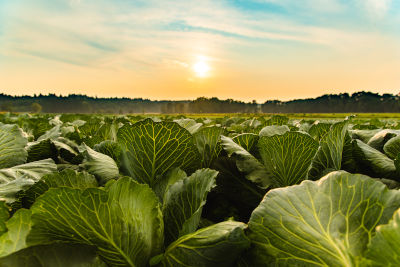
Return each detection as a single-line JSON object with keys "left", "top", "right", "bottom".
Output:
{"left": 1, "top": 112, "right": 400, "bottom": 266}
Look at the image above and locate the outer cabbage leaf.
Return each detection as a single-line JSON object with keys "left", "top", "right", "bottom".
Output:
{"left": 0, "top": 202, "right": 9, "bottom": 236}
{"left": 21, "top": 169, "right": 98, "bottom": 207}
{"left": 0, "top": 209, "right": 32, "bottom": 258}
{"left": 206, "top": 157, "right": 266, "bottom": 222}
{"left": 0, "top": 159, "right": 57, "bottom": 203}
{"left": 375, "top": 178, "right": 400, "bottom": 189}
{"left": 341, "top": 133, "right": 358, "bottom": 173}
{"left": 0, "top": 124, "right": 28, "bottom": 168}
{"left": 79, "top": 144, "right": 119, "bottom": 185}
{"left": 19, "top": 117, "right": 52, "bottom": 140}
{"left": 259, "top": 132, "right": 318, "bottom": 187}
{"left": 395, "top": 154, "right": 400, "bottom": 177}
{"left": 296, "top": 120, "right": 311, "bottom": 132}
{"left": 308, "top": 122, "right": 331, "bottom": 141}
{"left": 0, "top": 244, "right": 107, "bottom": 267}
{"left": 152, "top": 168, "right": 186, "bottom": 203}
{"left": 52, "top": 137, "right": 80, "bottom": 163}
{"left": 67, "top": 119, "right": 86, "bottom": 127}
{"left": 163, "top": 168, "right": 218, "bottom": 245}
{"left": 75, "top": 120, "right": 117, "bottom": 147}
{"left": 48, "top": 115, "right": 63, "bottom": 126}
{"left": 193, "top": 126, "right": 225, "bottom": 167}
{"left": 241, "top": 118, "right": 262, "bottom": 129}
{"left": 117, "top": 119, "right": 200, "bottom": 186}
{"left": 353, "top": 139, "right": 397, "bottom": 179}
{"left": 350, "top": 129, "right": 381, "bottom": 143}
{"left": 37, "top": 125, "right": 61, "bottom": 141}
{"left": 232, "top": 133, "right": 259, "bottom": 154}
{"left": 27, "top": 177, "right": 164, "bottom": 267}
{"left": 265, "top": 115, "right": 289, "bottom": 126}
{"left": 160, "top": 221, "right": 250, "bottom": 267}
{"left": 93, "top": 140, "right": 122, "bottom": 167}
{"left": 221, "top": 135, "right": 272, "bottom": 188}
{"left": 308, "top": 120, "right": 348, "bottom": 179}
{"left": 173, "top": 118, "right": 202, "bottom": 134}
{"left": 61, "top": 126, "right": 80, "bottom": 139}
{"left": 27, "top": 139, "right": 57, "bottom": 162}
{"left": 365, "top": 208, "right": 400, "bottom": 266}
{"left": 247, "top": 171, "right": 400, "bottom": 266}
{"left": 383, "top": 135, "right": 400, "bottom": 159}
{"left": 367, "top": 129, "right": 398, "bottom": 152}
{"left": 258, "top": 125, "right": 289, "bottom": 137}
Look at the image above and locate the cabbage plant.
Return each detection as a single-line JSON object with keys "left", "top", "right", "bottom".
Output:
{"left": 0, "top": 114, "right": 399, "bottom": 266}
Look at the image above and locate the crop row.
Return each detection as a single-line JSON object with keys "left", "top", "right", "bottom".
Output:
{"left": 0, "top": 113, "right": 399, "bottom": 266}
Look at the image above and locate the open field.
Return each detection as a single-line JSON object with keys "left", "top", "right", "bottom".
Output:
{"left": 0, "top": 112, "right": 400, "bottom": 266}
{"left": 165, "top": 113, "right": 400, "bottom": 119}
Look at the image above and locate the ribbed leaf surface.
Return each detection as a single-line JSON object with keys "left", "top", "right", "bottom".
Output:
{"left": 118, "top": 119, "right": 199, "bottom": 186}
{"left": 247, "top": 171, "right": 400, "bottom": 266}
{"left": 27, "top": 177, "right": 163, "bottom": 267}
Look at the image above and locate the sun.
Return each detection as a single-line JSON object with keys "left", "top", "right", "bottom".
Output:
{"left": 193, "top": 60, "right": 210, "bottom": 78}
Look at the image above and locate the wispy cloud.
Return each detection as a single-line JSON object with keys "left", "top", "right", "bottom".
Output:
{"left": 0, "top": 0, "right": 399, "bottom": 100}
{"left": 255, "top": 0, "right": 345, "bottom": 13}
{"left": 362, "top": 0, "right": 393, "bottom": 17}
{"left": 2, "top": 0, "right": 397, "bottom": 67}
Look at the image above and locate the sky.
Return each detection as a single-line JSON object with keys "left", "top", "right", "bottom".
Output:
{"left": 0, "top": 0, "right": 399, "bottom": 102}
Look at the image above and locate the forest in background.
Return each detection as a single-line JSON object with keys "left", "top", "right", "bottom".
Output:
{"left": 0, "top": 91, "right": 399, "bottom": 114}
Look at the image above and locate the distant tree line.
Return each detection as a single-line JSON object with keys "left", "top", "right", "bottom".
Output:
{"left": 0, "top": 91, "right": 399, "bottom": 113}
{"left": 261, "top": 92, "right": 400, "bottom": 113}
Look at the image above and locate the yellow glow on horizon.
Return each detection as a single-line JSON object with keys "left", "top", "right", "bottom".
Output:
{"left": 193, "top": 57, "right": 210, "bottom": 78}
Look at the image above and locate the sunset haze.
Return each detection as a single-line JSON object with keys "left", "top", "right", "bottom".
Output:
{"left": 1, "top": 0, "right": 399, "bottom": 102}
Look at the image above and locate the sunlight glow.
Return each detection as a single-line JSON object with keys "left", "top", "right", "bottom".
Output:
{"left": 193, "top": 60, "right": 210, "bottom": 78}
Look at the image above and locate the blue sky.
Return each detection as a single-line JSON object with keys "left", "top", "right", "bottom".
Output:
{"left": 0, "top": 0, "right": 399, "bottom": 101}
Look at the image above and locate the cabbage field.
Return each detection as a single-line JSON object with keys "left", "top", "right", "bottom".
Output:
{"left": 1, "top": 113, "right": 400, "bottom": 266}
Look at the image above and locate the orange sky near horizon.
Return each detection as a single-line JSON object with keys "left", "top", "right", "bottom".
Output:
{"left": 1, "top": 0, "right": 399, "bottom": 102}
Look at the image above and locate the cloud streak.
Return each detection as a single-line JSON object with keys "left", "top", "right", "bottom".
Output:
{"left": 2, "top": 0, "right": 397, "bottom": 65}
{"left": 0, "top": 0, "right": 399, "bottom": 101}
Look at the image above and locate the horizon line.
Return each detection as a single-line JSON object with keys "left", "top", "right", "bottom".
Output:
{"left": 1, "top": 90, "right": 399, "bottom": 104}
